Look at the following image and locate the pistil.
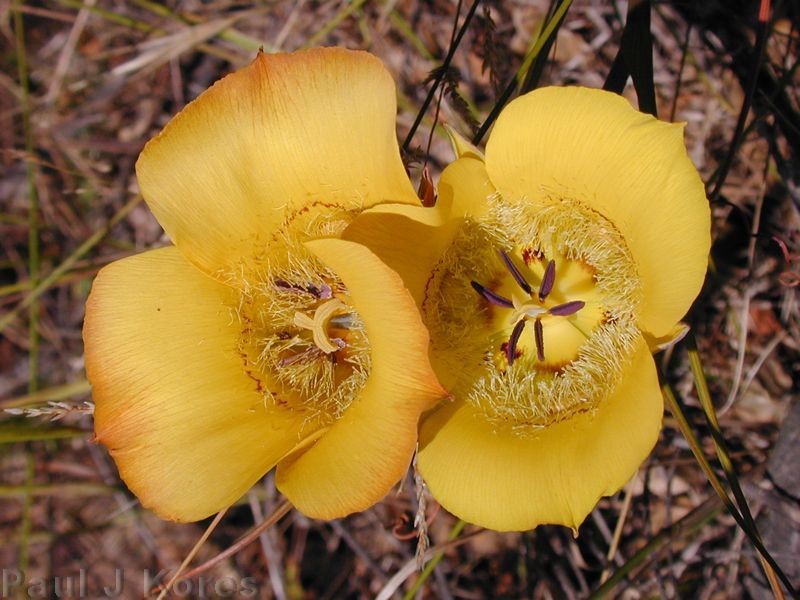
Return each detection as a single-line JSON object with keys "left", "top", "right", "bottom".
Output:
{"left": 293, "top": 298, "right": 348, "bottom": 354}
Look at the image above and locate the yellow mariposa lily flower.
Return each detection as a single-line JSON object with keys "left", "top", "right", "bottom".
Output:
{"left": 343, "top": 87, "right": 711, "bottom": 531}
{"left": 83, "top": 48, "right": 445, "bottom": 523}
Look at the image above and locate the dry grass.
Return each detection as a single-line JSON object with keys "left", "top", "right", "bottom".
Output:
{"left": 1, "top": 1, "right": 798, "bottom": 598}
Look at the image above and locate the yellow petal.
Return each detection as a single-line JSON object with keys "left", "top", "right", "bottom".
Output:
{"left": 136, "top": 48, "right": 419, "bottom": 279}
{"left": 276, "top": 239, "right": 447, "bottom": 519}
{"left": 343, "top": 203, "right": 456, "bottom": 307}
{"left": 444, "top": 123, "right": 484, "bottom": 160}
{"left": 643, "top": 322, "right": 690, "bottom": 352}
{"left": 438, "top": 155, "right": 494, "bottom": 221}
{"left": 484, "top": 87, "right": 710, "bottom": 337}
{"left": 343, "top": 156, "right": 494, "bottom": 306}
{"left": 417, "top": 336, "right": 662, "bottom": 531}
{"left": 85, "top": 247, "right": 309, "bottom": 522}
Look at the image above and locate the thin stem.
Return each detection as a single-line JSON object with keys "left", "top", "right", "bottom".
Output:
{"left": 708, "top": 0, "right": 770, "bottom": 200}
{"left": 155, "top": 509, "right": 229, "bottom": 600}
{"left": 14, "top": 0, "right": 39, "bottom": 393}
{"left": 402, "top": 520, "right": 467, "bottom": 600}
{"left": 402, "top": 0, "right": 482, "bottom": 152}
{"left": 472, "top": 0, "right": 574, "bottom": 144}
{"left": 161, "top": 500, "right": 293, "bottom": 586}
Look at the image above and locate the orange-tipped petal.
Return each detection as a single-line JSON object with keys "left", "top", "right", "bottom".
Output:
{"left": 136, "top": 48, "right": 419, "bottom": 280}
{"left": 85, "top": 247, "right": 309, "bottom": 522}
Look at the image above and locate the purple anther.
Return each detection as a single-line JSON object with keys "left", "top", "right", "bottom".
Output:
{"left": 306, "top": 283, "right": 333, "bottom": 300}
{"left": 471, "top": 281, "right": 513, "bottom": 308}
{"left": 548, "top": 300, "right": 585, "bottom": 317}
{"left": 316, "top": 283, "right": 333, "bottom": 299}
{"left": 275, "top": 279, "right": 322, "bottom": 297}
{"left": 539, "top": 259, "right": 556, "bottom": 302}
{"left": 534, "top": 318, "right": 545, "bottom": 361}
{"left": 278, "top": 352, "right": 306, "bottom": 367}
{"left": 500, "top": 251, "right": 532, "bottom": 295}
{"left": 507, "top": 319, "right": 526, "bottom": 366}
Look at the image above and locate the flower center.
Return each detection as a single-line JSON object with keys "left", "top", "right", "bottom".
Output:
{"left": 422, "top": 194, "right": 642, "bottom": 433}
{"left": 293, "top": 298, "right": 348, "bottom": 355}
{"left": 472, "top": 251, "right": 595, "bottom": 367}
{"left": 235, "top": 248, "right": 370, "bottom": 424}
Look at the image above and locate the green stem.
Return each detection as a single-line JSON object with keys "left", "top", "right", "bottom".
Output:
{"left": 590, "top": 496, "right": 723, "bottom": 598}
{"left": 403, "top": 519, "right": 466, "bottom": 600}
{"left": 13, "top": 0, "right": 39, "bottom": 393}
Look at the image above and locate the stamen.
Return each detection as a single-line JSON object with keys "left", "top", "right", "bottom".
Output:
{"left": 500, "top": 251, "right": 532, "bottom": 295}
{"left": 507, "top": 319, "right": 526, "bottom": 366}
{"left": 275, "top": 279, "right": 332, "bottom": 299}
{"left": 278, "top": 348, "right": 320, "bottom": 367}
{"left": 548, "top": 300, "right": 586, "bottom": 316}
{"left": 309, "top": 282, "right": 333, "bottom": 299}
{"left": 471, "top": 281, "right": 513, "bottom": 308}
{"left": 534, "top": 317, "right": 545, "bottom": 361}
{"left": 329, "top": 314, "right": 355, "bottom": 328}
{"left": 539, "top": 259, "right": 556, "bottom": 301}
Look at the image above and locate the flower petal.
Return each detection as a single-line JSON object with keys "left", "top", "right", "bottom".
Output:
{"left": 136, "top": 48, "right": 419, "bottom": 279}
{"left": 417, "top": 336, "right": 662, "bottom": 531}
{"left": 343, "top": 156, "right": 494, "bottom": 306}
{"left": 85, "top": 247, "right": 309, "bottom": 522}
{"left": 444, "top": 123, "right": 484, "bottom": 160}
{"left": 485, "top": 87, "right": 710, "bottom": 336}
{"left": 343, "top": 203, "right": 455, "bottom": 307}
{"left": 276, "top": 239, "right": 447, "bottom": 519}
{"left": 438, "top": 155, "right": 494, "bottom": 221}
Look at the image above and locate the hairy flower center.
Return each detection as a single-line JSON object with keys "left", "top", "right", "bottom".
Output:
{"left": 235, "top": 249, "right": 370, "bottom": 424}
{"left": 423, "top": 194, "right": 642, "bottom": 433}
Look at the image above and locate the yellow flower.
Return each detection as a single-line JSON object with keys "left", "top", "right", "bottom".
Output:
{"left": 343, "top": 87, "right": 711, "bottom": 531}
{"left": 83, "top": 48, "right": 445, "bottom": 523}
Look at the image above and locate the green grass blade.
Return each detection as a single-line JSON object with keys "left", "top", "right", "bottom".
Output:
{"left": 663, "top": 384, "right": 739, "bottom": 516}
{"left": 590, "top": 495, "right": 724, "bottom": 598}
{"left": 686, "top": 335, "right": 794, "bottom": 596}
{"left": 402, "top": 519, "right": 466, "bottom": 600}
{"left": 472, "top": 0, "right": 574, "bottom": 144}
{"left": 1, "top": 380, "right": 92, "bottom": 410}
{"left": 0, "top": 421, "right": 86, "bottom": 443}
{"left": 13, "top": 0, "right": 40, "bottom": 393}
{"left": 0, "top": 195, "right": 142, "bottom": 334}
{"left": 131, "top": 0, "right": 265, "bottom": 51}
{"left": 518, "top": 0, "right": 568, "bottom": 94}
{"left": 0, "top": 482, "right": 116, "bottom": 498}
{"left": 302, "top": 0, "right": 368, "bottom": 49}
